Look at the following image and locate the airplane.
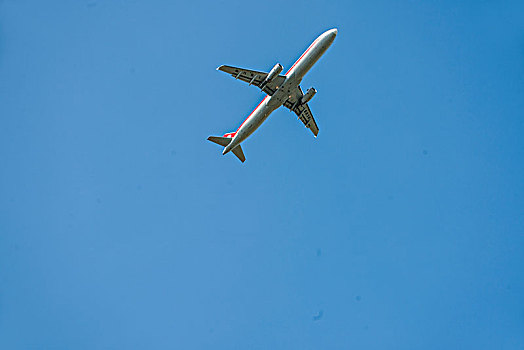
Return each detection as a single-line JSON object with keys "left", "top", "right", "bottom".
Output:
{"left": 208, "top": 28, "right": 338, "bottom": 162}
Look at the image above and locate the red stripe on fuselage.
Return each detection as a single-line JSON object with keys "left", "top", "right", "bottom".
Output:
{"left": 285, "top": 37, "right": 319, "bottom": 75}
{"left": 236, "top": 95, "right": 270, "bottom": 132}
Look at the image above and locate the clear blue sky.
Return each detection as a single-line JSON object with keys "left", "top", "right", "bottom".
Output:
{"left": 1, "top": 0, "right": 523, "bottom": 348}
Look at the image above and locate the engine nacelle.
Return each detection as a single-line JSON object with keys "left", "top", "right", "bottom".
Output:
{"left": 261, "top": 63, "right": 283, "bottom": 88}
{"left": 301, "top": 87, "right": 317, "bottom": 104}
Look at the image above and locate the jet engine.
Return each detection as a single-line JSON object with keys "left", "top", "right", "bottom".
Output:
{"left": 301, "top": 87, "right": 317, "bottom": 104}
{"left": 261, "top": 63, "right": 283, "bottom": 88}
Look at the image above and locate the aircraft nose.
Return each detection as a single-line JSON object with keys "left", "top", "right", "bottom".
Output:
{"left": 323, "top": 28, "right": 337, "bottom": 41}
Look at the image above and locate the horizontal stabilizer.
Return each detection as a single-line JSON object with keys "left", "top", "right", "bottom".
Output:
{"left": 207, "top": 136, "right": 231, "bottom": 147}
{"left": 207, "top": 136, "right": 246, "bottom": 163}
{"left": 231, "top": 144, "right": 245, "bottom": 163}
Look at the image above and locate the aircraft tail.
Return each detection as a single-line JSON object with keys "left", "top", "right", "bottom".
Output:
{"left": 207, "top": 136, "right": 246, "bottom": 163}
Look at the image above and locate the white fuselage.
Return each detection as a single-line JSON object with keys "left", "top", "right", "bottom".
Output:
{"left": 223, "top": 28, "right": 337, "bottom": 155}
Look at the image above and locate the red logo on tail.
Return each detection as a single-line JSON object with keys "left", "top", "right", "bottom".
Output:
{"left": 223, "top": 132, "right": 236, "bottom": 138}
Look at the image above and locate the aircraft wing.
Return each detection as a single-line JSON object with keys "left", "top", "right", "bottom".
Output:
{"left": 217, "top": 65, "right": 286, "bottom": 96}
{"left": 283, "top": 86, "right": 320, "bottom": 137}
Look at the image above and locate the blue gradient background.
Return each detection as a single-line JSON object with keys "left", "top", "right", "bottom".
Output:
{"left": 1, "top": 0, "right": 523, "bottom": 348}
